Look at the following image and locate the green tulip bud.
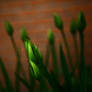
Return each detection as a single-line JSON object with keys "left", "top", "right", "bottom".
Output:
{"left": 48, "top": 29, "right": 54, "bottom": 44}
{"left": 21, "top": 27, "right": 28, "bottom": 41}
{"left": 70, "top": 19, "right": 77, "bottom": 35}
{"left": 5, "top": 21, "right": 13, "bottom": 36}
{"left": 24, "top": 39, "right": 43, "bottom": 65}
{"left": 24, "top": 39, "right": 42, "bottom": 79}
{"left": 77, "top": 11, "right": 86, "bottom": 32}
{"left": 54, "top": 13, "right": 63, "bottom": 30}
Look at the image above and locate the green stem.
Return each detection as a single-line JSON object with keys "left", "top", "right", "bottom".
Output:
{"left": 45, "top": 44, "right": 50, "bottom": 67}
{"left": 79, "top": 32, "right": 87, "bottom": 92}
{"left": 29, "top": 67, "right": 35, "bottom": 92}
{"left": 38, "top": 77, "right": 49, "bottom": 92}
{"left": 15, "top": 73, "right": 30, "bottom": 89}
{"left": 59, "top": 45, "right": 72, "bottom": 87}
{"left": 10, "top": 37, "right": 26, "bottom": 92}
{"left": 74, "top": 36, "right": 79, "bottom": 63}
{"left": 72, "top": 35, "right": 79, "bottom": 75}
{"left": 61, "top": 30, "right": 73, "bottom": 70}
{"left": 50, "top": 43, "right": 59, "bottom": 80}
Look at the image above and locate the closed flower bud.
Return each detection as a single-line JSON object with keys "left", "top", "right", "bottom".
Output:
{"left": 77, "top": 11, "right": 86, "bottom": 32}
{"left": 24, "top": 39, "right": 43, "bottom": 65}
{"left": 24, "top": 39, "right": 42, "bottom": 79}
{"left": 5, "top": 21, "right": 13, "bottom": 36}
{"left": 48, "top": 29, "right": 54, "bottom": 44}
{"left": 21, "top": 27, "right": 28, "bottom": 41}
{"left": 54, "top": 13, "right": 63, "bottom": 30}
{"left": 70, "top": 19, "right": 77, "bottom": 35}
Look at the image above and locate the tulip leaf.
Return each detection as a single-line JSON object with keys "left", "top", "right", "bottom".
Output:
{"left": 79, "top": 33, "right": 87, "bottom": 92}
{"left": 59, "top": 44, "right": 72, "bottom": 85}
{"left": 29, "top": 60, "right": 41, "bottom": 80}
{"left": 15, "top": 73, "right": 30, "bottom": 89}
{"left": 45, "top": 44, "right": 50, "bottom": 67}
{"left": 48, "top": 29, "right": 59, "bottom": 80}
{"left": 0, "top": 58, "right": 14, "bottom": 92}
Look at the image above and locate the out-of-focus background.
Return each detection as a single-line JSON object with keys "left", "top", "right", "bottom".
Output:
{"left": 0, "top": 0, "right": 92, "bottom": 91}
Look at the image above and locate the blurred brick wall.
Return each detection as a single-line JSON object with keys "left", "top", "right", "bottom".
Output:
{"left": 0, "top": 0, "right": 92, "bottom": 91}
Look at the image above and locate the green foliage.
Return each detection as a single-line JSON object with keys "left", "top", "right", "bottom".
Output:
{"left": 59, "top": 44, "right": 72, "bottom": 85}
{"left": 0, "top": 11, "right": 92, "bottom": 92}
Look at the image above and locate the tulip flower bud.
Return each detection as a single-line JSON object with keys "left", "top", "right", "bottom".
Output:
{"left": 48, "top": 29, "right": 54, "bottom": 44}
{"left": 24, "top": 39, "right": 43, "bottom": 65}
{"left": 70, "top": 19, "right": 77, "bottom": 35}
{"left": 54, "top": 13, "right": 63, "bottom": 30}
{"left": 77, "top": 11, "right": 86, "bottom": 32}
{"left": 24, "top": 39, "right": 42, "bottom": 79}
{"left": 5, "top": 21, "right": 13, "bottom": 36}
{"left": 21, "top": 27, "right": 28, "bottom": 41}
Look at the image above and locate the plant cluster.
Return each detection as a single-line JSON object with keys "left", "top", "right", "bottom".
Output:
{"left": 0, "top": 11, "right": 92, "bottom": 92}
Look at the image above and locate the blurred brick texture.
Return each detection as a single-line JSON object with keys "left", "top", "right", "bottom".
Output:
{"left": 0, "top": 0, "right": 92, "bottom": 91}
